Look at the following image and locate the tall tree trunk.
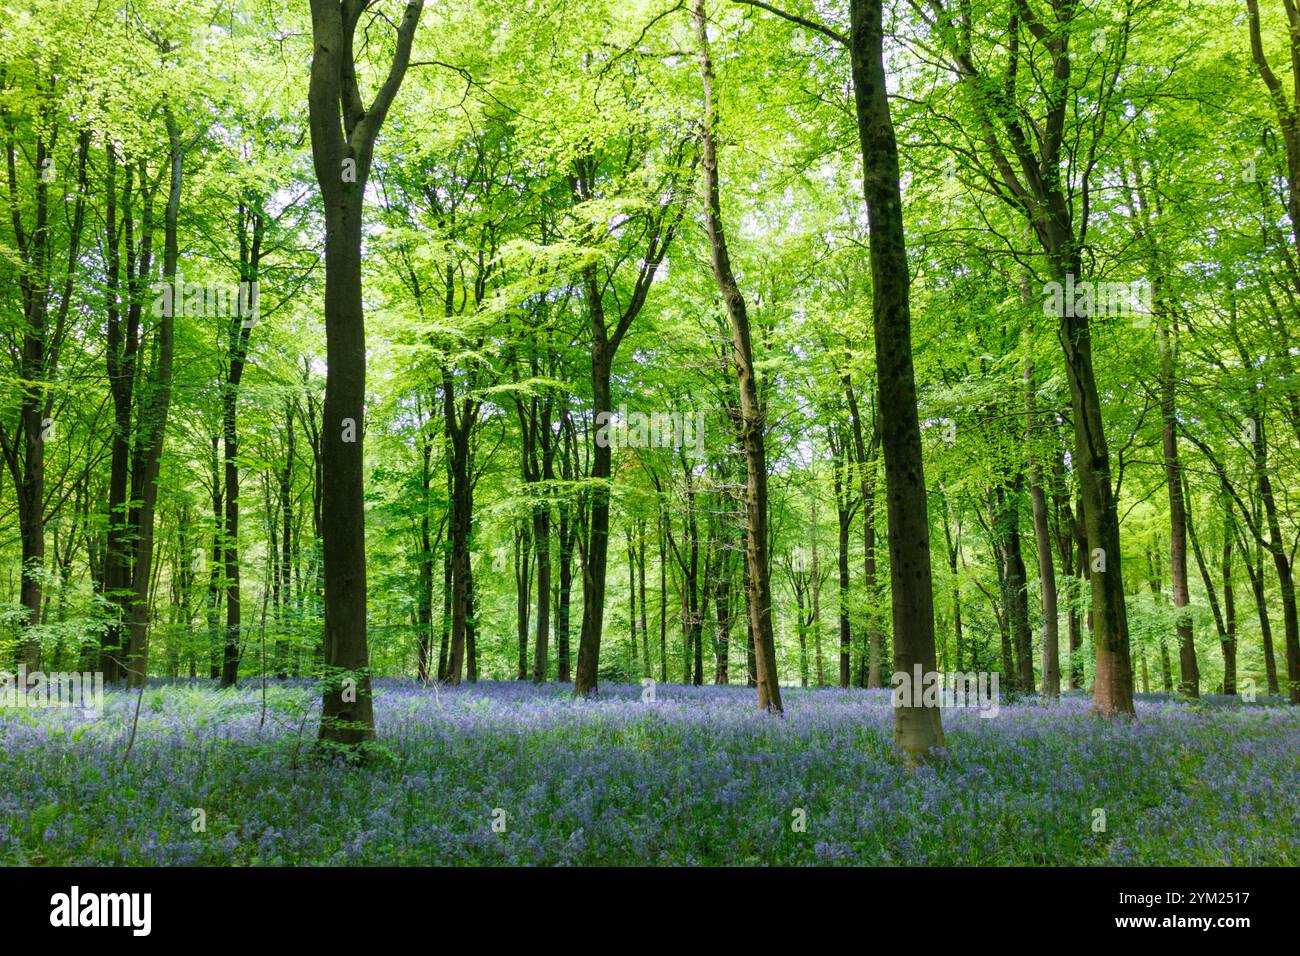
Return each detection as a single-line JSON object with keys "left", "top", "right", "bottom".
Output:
{"left": 532, "top": 496, "right": 551, "bottom": 684}
{"left": 693, "top": 0, "right": 783, "bottom": 708}
{"left": 1025, "top": 352, "right": 1059, "bottom": 698}
{"left": 516, "top": 522, "right": 532, "bottom": 680}
{"left": 1237, "top": 521, "right": 1278, "bottom": 695}
{"left": 278, "top": 403, "right": 295, "bottom": 679}
{"left": 125, "top": 112, "right": 182, "bottom": 687}
{"left": 812, "top": 498, "right": 824, "bottom": 687}
{"left": 219, "top": 204, "right": 262, "bottom": 688}
{"left": 442, "top": 380, "right": 476, "bottom": 684}
{"left": 208, "top": 434, "right": 223, "bottom": 679}
{"left": 794, "top": 577, "right": 809, "bottom": 687}
{"left": 438, "top": 542, "right": 451, "bottom": 681}
{"left": 307, "top": 0, "right": 424, "bottom": 747}
{"left": 415, "top": 426, "right": 434, "bottom": 682}
{"left": 849, "top": 0, "right": 944, "bottom": 758}
{"left": 638, "top": 520, "right": 650, "bottom": 679}
{"left": 837, "top": 498, "right": 852, "bottom": 689}
{"left": 100, "top": 145, "right": 147, "bottom": 684}
{"left": 1187, "top": 479, "right": 1236, "bottom": 695}
{"left": 626, "top": 525, "right": 639, "bottom": 678}
{"left": 994, "top": 481, "right": 1036, "bottom": 692}
{"left": 1252, "top": 419, "right": 1300, "bottom": 703}
{"left": 575, "top": 340, "right": 612, "bottom": 695}
{"left": 466, "top": 562, "right": 478, "bottom": 682}
{"left": 712, "top": 552, "right": 732, "bottom": 685}
{"left": 1158, "top": 316, "right": 1198, "bottom": 697}
{"left": 2, "top": 124, "right": 88, "bottom": 671}
{"left": 657, "top": 506, "right": 667, "bottom": 684}
{"left": 1056, "top": 247, "right": 1135, "bottom": 714}
{"left": 1222, "top": 503, "right": 1237, "bottom": 696}
{"left": 569, "top": 150, "right": 682, "bottom": 695}
{"left": 845, "top": 379, "right": 884, "bottom": 688}
{"left": 558, "top": 504, "right": 574, "bottom": 682}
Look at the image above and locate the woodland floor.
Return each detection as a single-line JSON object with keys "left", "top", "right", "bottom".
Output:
{"left": 1, "top": 679, "right": 1296, "bottom": 865}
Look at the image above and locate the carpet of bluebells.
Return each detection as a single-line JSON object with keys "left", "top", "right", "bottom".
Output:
{"left": 1, "top": 679, "right": 1297, "bottom": 865}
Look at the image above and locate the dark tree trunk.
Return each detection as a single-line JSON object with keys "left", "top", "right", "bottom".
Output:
{"left": 569, "top": 149, "right": 682, "bottom": 696}
{"left": 837, "top": 494, "right": 852, "bottom": 689}
{"left": 845, "top": 379, "right": 884, "bottom": 688}
{"left": 415, "top": 422, "right": 435, "bottom": 683}
{"left": 1187, "top": 483, "right": 1237, "bottom": 695}
{"left": 516, "top": 522, "right": 532, "bottom": 680}
{"left": 307, "top": 0, "right": 424, "bottom": 747}
{"left": 1158, "top": 317, "right": 1198, "bottom": 697}
{"left": 2, "top": 125, "right": 88, "bottom": 672}
{"left": 1222, "top": 506, "right": 1237, "bottom": 696}
{"left": 558, "top": 504, "right": 574, "bottom": 682}
{"left": 575, "top": 337, "right": 612, "bottom": 695}
{"left": 626, "top": 526, "right": 639, "bottom": 677}
{"left": 711, "top": 549, "right": 732, "bottom": 685}
{"left": 1002, "top": 482, "right": 1036, "bottom": 692}
{"left": 278, "top": 402, "right": 295, "bottom": 679}
{"left": 812, "top": 499, "right": 823, "bottom": 687}
{"left": 100, "top": 145, "right": 148, "bottom": 684}
{"left": 1252, "top": 420, "right": 1300, "bottom": 703}
{"left": 219, "top": 202, "right": 263, "bottom": 688}
{"left": 442, "top": 371, "right": 477, "bottom": 684}
{"left": 1025, "top": 354, "right": 1059, "bottom": 698}
{"left": 1237, "top": 522, "right": 1278, "bottom": 695}
{"left": 849, "top": 0, "right": 944, "bottom": 758}
{"left": 208, "top": 434, "right": 223, "bottom": 679}
{"left": 125, "top": 113, "right": 182, "bottom": 687}
{"left": 466, "top": 563, "right": 478, "bottom": 682}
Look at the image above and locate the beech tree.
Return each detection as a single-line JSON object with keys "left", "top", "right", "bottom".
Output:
{"left": 5, "top": 0, "right": 1300, "bottom": 725}
{"left": 307, "top": 0, "right": 424, "bottom": 746}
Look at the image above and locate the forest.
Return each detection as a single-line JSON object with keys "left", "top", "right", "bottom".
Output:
{"left": 1, "top": 0, "right": 1298, "bottom": 868}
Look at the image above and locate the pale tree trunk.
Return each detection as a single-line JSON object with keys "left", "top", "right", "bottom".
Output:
{"left": 626, "top": 527, "right": 638, "bottom": 677}
{"left": 638, "top": 520, "right": 651, "bottom": 679}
